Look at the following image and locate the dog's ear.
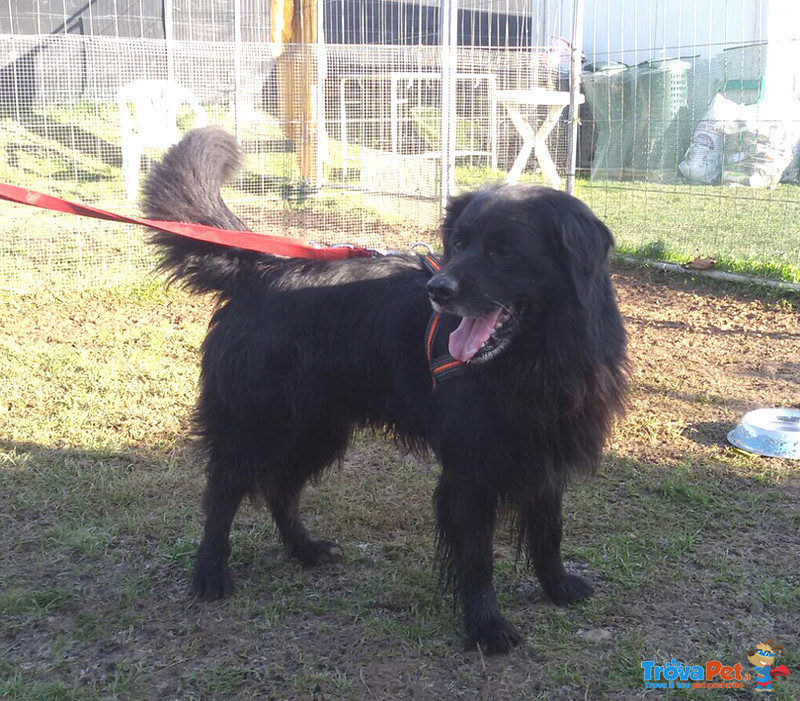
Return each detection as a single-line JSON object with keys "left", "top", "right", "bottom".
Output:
{"left": 554, "top": 206, "right": 614, "bottom": 308}
{"left": 441, "top": 191, "right": 476, "bottom": 251}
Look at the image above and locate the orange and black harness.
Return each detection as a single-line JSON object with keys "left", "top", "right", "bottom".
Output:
{"left": 0, "top": 182, "right": 466, "bottom": 389}
{"left": 421, "top": 253, "right": 466, "bottom": 388}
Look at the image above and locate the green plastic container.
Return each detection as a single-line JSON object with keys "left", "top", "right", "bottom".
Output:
{"left": 582, "top": 62, "right": 633, "bottom": 179}
{"left": 631, "top": 58, "right": 693, "bottom": 179}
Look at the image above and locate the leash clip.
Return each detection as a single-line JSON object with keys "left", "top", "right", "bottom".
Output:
{"left": 410, "top": 242, "right": 434, "bottom": 256}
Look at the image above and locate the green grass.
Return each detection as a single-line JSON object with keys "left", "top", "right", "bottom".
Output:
{"left": 0, "top": 589, "right": 73, "bottom": 617}
{"left": 577, "top": 179, "right": 800, "bottom": 283}
{"left": 2, "top": 276, "right": 798, "bottom": 698}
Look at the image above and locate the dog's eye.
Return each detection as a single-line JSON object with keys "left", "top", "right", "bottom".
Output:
{"left": 490, "top": 243, "right": 512, "bottom": 257}
{"left": 452, "top": 240, "right": 464, "bottom": 252}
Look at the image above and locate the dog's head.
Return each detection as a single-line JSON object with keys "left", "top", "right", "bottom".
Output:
{"left": 426, "top": 185, "right": 614, "bottom": 363}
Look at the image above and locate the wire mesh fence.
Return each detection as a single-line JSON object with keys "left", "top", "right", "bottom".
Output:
{"left": 1, "top": 0, "right": 799, "bottom": 292}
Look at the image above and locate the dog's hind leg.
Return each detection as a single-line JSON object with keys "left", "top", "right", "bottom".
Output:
{"left": 192, "top": 456, "right": 249, "bottom": 601}
{"left": 263, "top": 421, "right": 350, "bottom": 567}
{"left": 265, "top": 471, "right": 344, "bottom": 567}
{"left": 519, "top": 487, "right": 593, "bottom": 606}
{"left": 192, "top": 419, "right": 347, "bottom": 600}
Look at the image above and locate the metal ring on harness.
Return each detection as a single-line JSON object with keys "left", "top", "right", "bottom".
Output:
{"left": 410, "top": 242, "right": 435, "bottom": 257}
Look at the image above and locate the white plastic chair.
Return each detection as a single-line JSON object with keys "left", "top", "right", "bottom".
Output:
{"left": 117, "top": 79, "right": 208, "bottom": 201}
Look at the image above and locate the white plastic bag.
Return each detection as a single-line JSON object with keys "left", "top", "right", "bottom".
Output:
{"left": 679, "top": 93, "right": 743, "bottom": 184}
{"left": 722, "top": 104, "right": 800, "bottom": 187}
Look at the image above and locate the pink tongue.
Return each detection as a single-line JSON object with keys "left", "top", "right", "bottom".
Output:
{"left": 448, "top": 309, "right": 503, "bottom": 362}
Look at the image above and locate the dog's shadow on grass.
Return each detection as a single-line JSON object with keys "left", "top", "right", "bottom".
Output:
{"left": 682, "top": 421, "right": 735, "bottom": 449}
{"left": 0, "top": 438, "right": 193, "bottom": 472}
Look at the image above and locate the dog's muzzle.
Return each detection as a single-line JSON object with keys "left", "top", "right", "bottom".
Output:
{"left": 426, "top": 274, "right": 459, "bottom": 308}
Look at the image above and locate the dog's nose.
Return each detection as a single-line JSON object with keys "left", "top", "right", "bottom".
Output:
{"left": 427, "top": 274, "right": 459, "bottom": 305}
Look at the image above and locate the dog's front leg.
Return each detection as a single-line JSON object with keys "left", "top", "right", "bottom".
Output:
{"left": 434, "top": 471, "right": 522, "bottom": 654}
{"left": 520, "top": 485, "right": 593, "bottom": 606}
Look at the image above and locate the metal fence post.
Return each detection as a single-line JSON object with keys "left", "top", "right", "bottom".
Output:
{"left": 440, "top": 0, "right": 457, "bottom": 215}
{"left": 316, "top": 0, "right": 326, "bottom": 188}
{"left": 233, "top": 0, "right": 242, "bottom": 141}
{"left": 164, "top": 0, "right": 174, "bottom": 83}
{"left": 566, "top": 0, "right": 584, "bottom": 195}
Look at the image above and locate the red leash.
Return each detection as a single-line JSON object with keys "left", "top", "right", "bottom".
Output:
{"left": 0, "top": 183, "right": 373, "bottom": 261}
{"left": 3, "top": 181, "right": 464, "bottom": 388}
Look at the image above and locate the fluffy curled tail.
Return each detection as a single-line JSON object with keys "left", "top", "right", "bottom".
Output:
{"left": 142, "top": 126, "right": 262, "bottom": 295}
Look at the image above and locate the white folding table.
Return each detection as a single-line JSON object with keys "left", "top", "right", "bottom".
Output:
{"left": 493, "top": 88, "right": 584, "bottom": 189}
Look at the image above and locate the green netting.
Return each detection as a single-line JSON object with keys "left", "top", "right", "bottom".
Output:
{"left": 630, "top": 58, "right": 694, "bottom": 178}
{"left": 582, "top": 63, "right": 633, "bottom": 178}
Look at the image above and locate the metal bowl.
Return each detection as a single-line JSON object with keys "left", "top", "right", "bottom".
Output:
{"left": 728, "top": 408, "right": 800, "bottom": 459}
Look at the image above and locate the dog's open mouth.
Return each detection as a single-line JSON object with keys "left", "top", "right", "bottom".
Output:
{"left": 448, "top": 303, "right": 522, "bottom": 363}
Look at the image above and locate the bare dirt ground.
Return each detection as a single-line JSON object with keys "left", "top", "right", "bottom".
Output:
{"left": 612, "top": 264, "right": 800, "bottom": 460}
{"left": 1, "top": 262, "right": 799, "bottom": 699}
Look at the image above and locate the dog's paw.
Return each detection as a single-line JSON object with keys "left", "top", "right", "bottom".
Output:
{"left": 191, "top": 564, "right": 234, "bottom": 601}
{"left": 291, "top": 539, "right": 343, "bottom": 567}
{"left": 469, "top": 617, "right": 523, "bottom": 655}
{"left": 547, "top": 573, "right": 593, "bottom": 606}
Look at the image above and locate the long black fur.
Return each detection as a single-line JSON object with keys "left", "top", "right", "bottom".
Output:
{"left": 143, "top": 126, "right": 628, "bottom": 654}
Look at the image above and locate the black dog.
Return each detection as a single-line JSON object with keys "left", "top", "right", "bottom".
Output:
{"left": 143, "top": 127, "right": 627, "bottom": 654}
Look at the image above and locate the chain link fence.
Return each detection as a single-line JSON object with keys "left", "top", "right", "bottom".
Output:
{"left": 1, "top": 0, "right": 798, "bottom": 291}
